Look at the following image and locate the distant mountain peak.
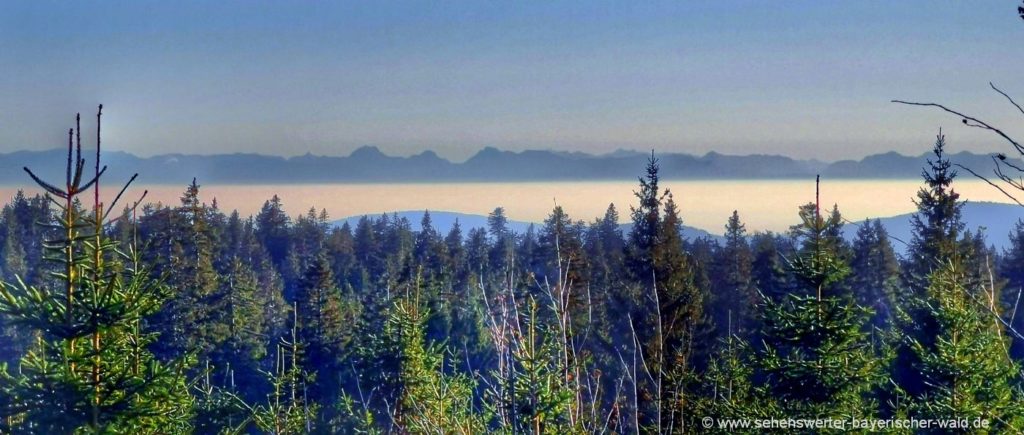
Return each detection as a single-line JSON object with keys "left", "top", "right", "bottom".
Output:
{"left": 349, "top": 145, "right": 386, "bottom": 159}
{"left": 412, "top": 150, "right": 442, "bottom": 160}
{"left": 467, "top": 146, "right": 507, "bottom": 162}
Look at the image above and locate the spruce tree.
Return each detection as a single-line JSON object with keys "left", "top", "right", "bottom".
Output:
{"left": 238, "top": 306, "right": 320, "bottom": 434}
{"left": 897, "top": 132, "right": 975, "bottom": 399}
{"left": 904, "top": 257, "right": 1024, "bottom": 430}
{"left": 256, "top": 195, "right": 292, "bottom": 268}
{"left": 850, "top": 219, "right": 901, "bottom": 330}
{"left": 296, "top": 254, "right": 358, "bottom": 405}
{"left": 586, "top": 203, "right": 625, "bottom": 293}
{"left": 904, "top": 131, "right": 964, "bottom": 295}
{"left": 1000, "top": 219, "right": 1024, "bottom": 359}
{"left": 488, "top": 207, "right": 514, "bottom": 273}
{"left": 756, "top": 180, "right": 887, "bottom": 421}
{"left": 154, "top": 180, "right": 228, "bottom": 360}
{"left": 0, "top": 108, "right": 193, "bottom": 432}
{"left": 387, "top": 284, "right": 486, "bottom": 433}
{"left": 221, "top": 256, "right": 269, "bottom": 369}
{"left": 623, "top": 153, "right": 704, "bottom": 431}
{"left": 695, "top": 332, "right": 778, "bottom": 432}
{"left": 711, "top": 211, "right": 755, "bottom": 341}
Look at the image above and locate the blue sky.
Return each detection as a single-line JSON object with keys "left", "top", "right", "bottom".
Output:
{"left": 2, "top": 1, "right": 1023, "bottom": 161}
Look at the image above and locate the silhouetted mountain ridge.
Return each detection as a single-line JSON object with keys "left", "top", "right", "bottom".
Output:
{"left": 0, "top": 147, "right": 1014, "bottom": 183}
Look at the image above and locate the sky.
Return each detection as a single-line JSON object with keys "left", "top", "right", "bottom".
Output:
{"left": 2, "top": 1, "right": 1024, "bottom": 162}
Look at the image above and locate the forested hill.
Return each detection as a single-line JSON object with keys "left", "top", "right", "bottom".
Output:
{"left": 335, "top": 210, "right": 721, "bottom": 243}
{"left": 341, "top": 202, "right": 1024, "bottom": 255}
{"left": 0, "top": 147, "right": 1014, "bottom": 183}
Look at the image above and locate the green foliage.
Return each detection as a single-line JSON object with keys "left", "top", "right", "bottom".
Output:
{"left": 388, "top": 287, "right": 487, "bottom": 434}
{"left": 758, "top": 293, "right": 886, "bottom": 419}
{"left": 0, "top": 110, "right": 194, "bottom": 433}
{"left": 693, "top": 336, "right": 779, "bottom": 433}
{"left": 905, "top": 132, "right": 964, "bottom": 293}
{"left": 850, "top": 219, "right": 901, "bottom": 330}
{"left": 710, "top": 211, "right": 755, "bottom": 341}
{"left": 484, "top": 299, "right": 576, "bottom": 434}
{"left": 758, "top": 197, "right": 886, "bottom": 420}
{"left": 902, "top": 258, "right": 1024, "bottom": 431}
{"left": 4, "top": 122, "right": 1024, "bottom": 434}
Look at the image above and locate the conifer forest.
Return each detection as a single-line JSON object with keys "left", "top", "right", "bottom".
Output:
{"left": 7, "top": 3, "right": 1024, "bottom": 434}
{"left": 2, "top": 107, "right": 1024, "bottom": 434}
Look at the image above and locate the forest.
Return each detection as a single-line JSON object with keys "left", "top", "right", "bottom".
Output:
{"left": 1, "top": 114, "right": 1024, "bottom": 434}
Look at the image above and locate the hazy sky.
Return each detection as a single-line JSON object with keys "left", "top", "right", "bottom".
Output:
{"left": 3, "top": 1, "right": 1024, "bottom": 161}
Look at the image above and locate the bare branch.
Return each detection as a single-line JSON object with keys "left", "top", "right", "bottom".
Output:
{"left": 892, "top": 99, "right": 1024, "bottom": 156}
{"left": 991, "top": 82, "right": 1024, "bottom": 118}
{"left": 954, "top": 163, "right": 1024, "bottom": 206}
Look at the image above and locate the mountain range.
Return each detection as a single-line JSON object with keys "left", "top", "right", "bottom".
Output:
{"left": 0, "top": 147, "right": 1016, "bottom": 184}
